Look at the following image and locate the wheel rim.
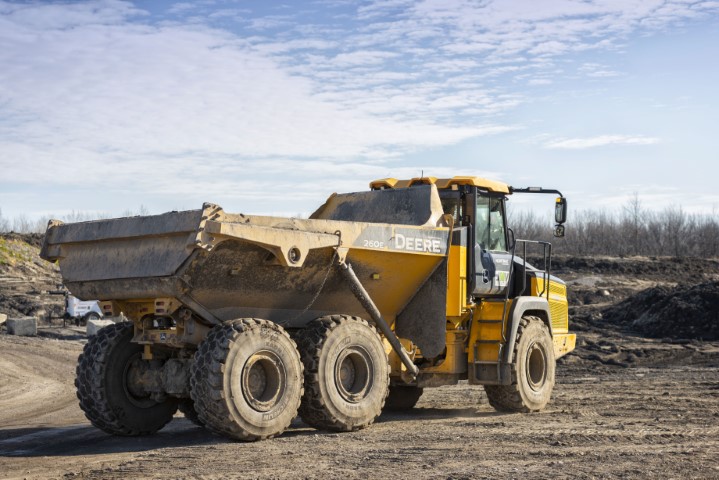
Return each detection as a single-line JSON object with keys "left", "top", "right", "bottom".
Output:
{"left": 334, "top": 346, "right": 373, "bottom": 403}
{"left": 240, "top": 351, "right": 286, "bottom": 412}
{"left": 123, "top": 354, "right": 156, "bottom": 408}
{"left": 526, "top": 341, "right": 547, "bottom": 391}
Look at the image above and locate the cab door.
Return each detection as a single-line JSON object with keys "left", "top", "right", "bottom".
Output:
{"left": 472, "top": 194, "right": 512, "bottom": 297}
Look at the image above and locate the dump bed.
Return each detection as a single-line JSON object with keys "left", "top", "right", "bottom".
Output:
{"left": 41, "top": 186, "right": 451, "bottom": 354}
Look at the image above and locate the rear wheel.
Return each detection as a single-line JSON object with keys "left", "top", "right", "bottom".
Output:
{"left": 385, "top": 385, "right": 423, "bottom": 410}
{"left": 484, "top": 316, "right": 555, "bottom": 412}
{"left": 190, "top": 319, "right": 303, "bottom": 441}
{"left": 296, "top": 315, "right": 389, "bottom": 431}
{"left": 75, "top": 322, "right": 178, "bottom": 435}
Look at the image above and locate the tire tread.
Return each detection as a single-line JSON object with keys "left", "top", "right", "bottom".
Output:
{"left": 190, "top": 318, "right": 302, "bottom": 441}
{"left": 295, "top": 315, "right": 388, "bottom": 431}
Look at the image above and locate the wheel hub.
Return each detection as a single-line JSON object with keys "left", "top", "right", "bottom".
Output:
{"left": 334, "top": 346, "right": 373, "bottom": 403}
{"left": 526, "top": 341, "right": 547, "bottom": 391}
{"left": 241, "top": 351, "right": 286, "bottom": 412}
{"left": 122, "top": 355, "right": 157, "bottom": 408}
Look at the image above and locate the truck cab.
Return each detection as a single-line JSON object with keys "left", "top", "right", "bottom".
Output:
{"left": 371, "top": 176, "right": 576, "bottom": 411}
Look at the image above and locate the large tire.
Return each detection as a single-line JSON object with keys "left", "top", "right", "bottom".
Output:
{"left": 190, "top": 319, "right": 303, "bottom": 441}
{"left": 75, "top": 322, "right": 178, "bottom": 436}
{"left": 385, "top": 385, "right": 423, "bottom": 410}
{"left": 484, "top": 316, "right": 555, "bottom": 412}
{"left": 296, "top": 315, "right": 389, "bottom": 431}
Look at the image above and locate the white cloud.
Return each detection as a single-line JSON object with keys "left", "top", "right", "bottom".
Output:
{"left": 580, "top": 62, "right": 622, "bottom": 78}
{"left": 543, "top": 135, "right": 661, "bottom": 150}
{"left": 331, "top": 50, "right": 399, "bottom": 66}
{"left": 527, "top": 78, "right": 553, "bottom": 86}
{"left": 0, "top": 0, "right": 717, "bottom": 219}
{"left": 242, "top": 0, "right": 719, "bottom": 125}
{"left": 0, "top": 0, "right": 508, "bottom": 194}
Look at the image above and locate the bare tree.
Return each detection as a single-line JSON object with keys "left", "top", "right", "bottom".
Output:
{"left": 622, "top": 193, "right": 644, "bottom": 255}
{"left": 0, "top": 208, "right": 10, "bottom": 233}
{"left": 509, "top": 201, "right": 718, "bottom": 258}
{"left": 12, "top": 214, "right": 31, "bottom": 234}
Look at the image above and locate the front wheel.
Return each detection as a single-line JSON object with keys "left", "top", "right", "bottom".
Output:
{"left": 484, "top": 316, "right": 555, "bottom": 412}
{"left": 296, "top": 315, "right": 389, "bottom": 431}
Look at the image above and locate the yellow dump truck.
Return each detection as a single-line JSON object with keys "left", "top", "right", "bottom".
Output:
{"left": 41, "top": 176, "right": 575, "bottom": 441}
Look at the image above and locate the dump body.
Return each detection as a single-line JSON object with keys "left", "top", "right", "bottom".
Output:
{"left": 41, "top": 185, "right": 450, "bottom": 332}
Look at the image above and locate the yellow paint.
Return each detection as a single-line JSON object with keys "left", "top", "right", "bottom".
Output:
{"left": 348, "top": 249, "right": 444, "bottom": 320}
{"left": 468, "top": 300, "right": 511, "bottom": 363}
{"left": 553, "top": 333, "right": 576, "bottom": 358}
{"left": 385, "top": 337, "right": 416, "bottom": 378}
{"left": 420, "top": 329, "right": 468, "bottom": 374}
{"left": 531, "top": 278, "right": 569, "bottom": 334}
{"left": 370, "top": 176, "right": 510, "bottom": 194}
{"left": 110, "top": 297, "right": 180, "bottom": 323}
{"left": 446, "top": 244, "right": 467, "bottom": 317}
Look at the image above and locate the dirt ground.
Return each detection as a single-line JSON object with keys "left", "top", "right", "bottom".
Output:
{"left": 1, "top": 244, "right": 718, "bottom": 479}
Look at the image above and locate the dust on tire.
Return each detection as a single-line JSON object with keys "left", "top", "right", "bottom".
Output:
{"left": 190, "top": 318, "right": 303, "bottom": 441}
{"left": 295, "top": 315, "right": 389, "bottom": 431}
{"left": 75, "top": 322, "right": 178, "bottom": 436}
{"left": 484, "top": 315, "right": 555, "bottom": 412}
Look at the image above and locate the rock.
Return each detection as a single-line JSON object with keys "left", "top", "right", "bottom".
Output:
{"left": 7, "top": 317, "right": 38, "bottom": 336}
{"left": 0, "top": 313, "right": 7, "bottom": 326}
{"left": 86, "top": 319, "right": 116, "bottom": 337}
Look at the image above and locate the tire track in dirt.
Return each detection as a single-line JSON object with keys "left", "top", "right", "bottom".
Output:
{"left": 0, "top": 336, "right": 84, "bottom": 431}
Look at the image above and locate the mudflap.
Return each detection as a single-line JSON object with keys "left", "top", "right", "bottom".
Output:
{"left": 395, "top": 259, "right": 448, "bottom": 359}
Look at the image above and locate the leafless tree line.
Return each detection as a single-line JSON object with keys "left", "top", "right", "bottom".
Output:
{"left": 2, "top": 198, "right": 718, "bottom": 258}
{"left": 509, "top": 196, "right": 719, "bottom": 258}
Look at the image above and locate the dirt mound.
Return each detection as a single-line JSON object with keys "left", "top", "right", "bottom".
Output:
{"left": 0, "top": 234, "right": 62, "bottom": 319}
{"left": 543, "top": 255, "right": 719, "bottom": 283}
{"left": 603, "top": 281, "right": 719, "bottom": 340}
{"left": 1, "top": 232, "right": 45, "bottom": 248}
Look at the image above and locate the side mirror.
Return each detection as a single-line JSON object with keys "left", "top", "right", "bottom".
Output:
{"left": 555, "top": 197, "right": 567, "bottom": 224}
{"left": 554, "top": 224, "right": 565, "bottom": 238}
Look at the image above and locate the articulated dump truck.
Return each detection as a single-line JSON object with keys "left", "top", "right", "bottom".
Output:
{"left": 41, "top": 176, "right": 576, "bottom": 441}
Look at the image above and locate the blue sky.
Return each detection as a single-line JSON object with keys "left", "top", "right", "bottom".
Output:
{"left": 1, "top": 0, "right": 718, "bottom": 222}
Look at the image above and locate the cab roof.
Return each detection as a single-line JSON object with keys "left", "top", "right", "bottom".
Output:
{"left": 370, "top": 176, "right": 510, "bottom": 194}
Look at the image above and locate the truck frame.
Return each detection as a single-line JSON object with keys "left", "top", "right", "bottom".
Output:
{"left": 41, "top": 176, "right": 575, "bottom": 440}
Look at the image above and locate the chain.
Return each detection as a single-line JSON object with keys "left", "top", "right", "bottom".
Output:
{"left": 281, "top": 231, "right": 342, "bottom": 325}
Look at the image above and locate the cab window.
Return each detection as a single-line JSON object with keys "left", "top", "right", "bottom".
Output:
{"left": 440, "top": 194, "right": 462, "bottom": 223}
{"left": 476, "top": 196, "right": 507, "bottom": 251}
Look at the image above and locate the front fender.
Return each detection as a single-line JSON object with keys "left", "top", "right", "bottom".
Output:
{"left": 503, "top": 297, "right": 552, "bottom": 364}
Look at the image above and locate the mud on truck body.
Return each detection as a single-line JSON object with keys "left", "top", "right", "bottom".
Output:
{"left": 41, "top": 176, "right": 575, "bottom": 441}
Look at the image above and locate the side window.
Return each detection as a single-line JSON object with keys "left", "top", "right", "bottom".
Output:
{"left": 441, "top": 195, "right": 462, "bottom": 223}
{"left": 476, "top": 195, "right": 507, "bottom": 252}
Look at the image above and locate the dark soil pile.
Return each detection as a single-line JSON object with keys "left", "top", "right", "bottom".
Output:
{"left": 1, "top": 232, "right": 44, "bottom": 248}
{"left": 546, "top": 255, "right": 719, "bottom": 282}
{"left": 603, "top": 281, "right": 719, "bottom": 340}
